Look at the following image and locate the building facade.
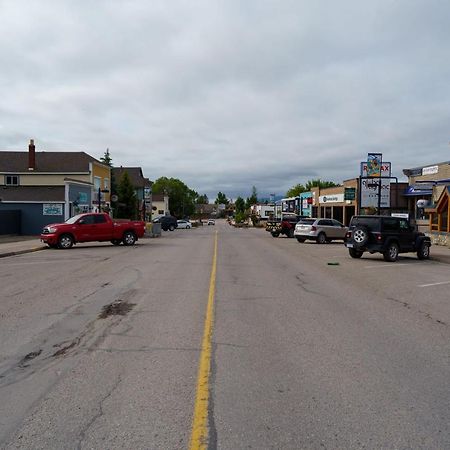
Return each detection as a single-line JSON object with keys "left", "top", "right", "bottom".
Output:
{"left": 0, "top": 140, "right": 111, "bottom": 234}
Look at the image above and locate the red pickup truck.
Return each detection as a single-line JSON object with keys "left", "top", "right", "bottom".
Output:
{"left": 40, "top": 213, "right": 146, "bottom": 249}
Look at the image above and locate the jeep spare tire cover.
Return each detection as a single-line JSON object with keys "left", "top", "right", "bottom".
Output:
{"left": 352, "top": 226, "right": 369, "bottom": 246}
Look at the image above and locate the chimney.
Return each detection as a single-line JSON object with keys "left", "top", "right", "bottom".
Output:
{"left": 28, "top": 139, "right": 35, "bottom": 171}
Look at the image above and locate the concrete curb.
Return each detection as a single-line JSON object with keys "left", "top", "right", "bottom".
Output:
{"left": 0, "top": 246, "right": 47, "bottom": 259}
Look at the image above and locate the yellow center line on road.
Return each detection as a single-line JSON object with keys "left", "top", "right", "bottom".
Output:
{"left": 189, "top": 230, "right": 218, "bottom": 450}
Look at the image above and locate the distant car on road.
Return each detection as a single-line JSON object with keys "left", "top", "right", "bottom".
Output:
{"left": 294, "top": 218, "right": 348, "bottom": 243}
{"left": 153, "top": 215, "right": 178, "bottom": 231}
{"left": 207, "top": 219, "right": 215, "bottom": 226}
{"left": 177, "top": 220, "right": 192, "bottom": 229}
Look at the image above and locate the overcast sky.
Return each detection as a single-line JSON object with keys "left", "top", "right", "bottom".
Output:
{"left": 0, "top": 0, "right": 449, "bottom": 200}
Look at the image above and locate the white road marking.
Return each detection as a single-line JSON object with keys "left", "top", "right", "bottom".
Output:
{"left": 364, "top": 263, "right": 410, "bottom": 269}
{"left": 418, "top": 281, "right": 450, "bottom": 288}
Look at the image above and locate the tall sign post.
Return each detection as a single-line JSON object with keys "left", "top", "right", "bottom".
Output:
{"left": 359, "top": 153, "right": 394, "bottom": 214}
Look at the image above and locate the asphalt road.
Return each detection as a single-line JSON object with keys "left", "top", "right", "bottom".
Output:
{"left": 1, "top": 221, "right": 450, "bottom": 449}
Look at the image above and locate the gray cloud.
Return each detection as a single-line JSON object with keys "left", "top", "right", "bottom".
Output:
{"left": 1, "top": 0, "right": 449, "bottom": 200}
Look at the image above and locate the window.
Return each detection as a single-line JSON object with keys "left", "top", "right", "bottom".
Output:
{"left": 5, "top": 175, "right": 19, "bottom": 186}
{"left": 158, "top": 210, "right": 164, "bottom": 214}
{"left": 94, "top": 215, "right": 107, "bottom": 224}
{"left": 79, "top": 215, "right": 95, "bottom": 225}
{"left": 94, "top": 176, "right": 101, "bottom": 190}
{"left": 104, "top": 178, "right": 110, "bottom": 190}
{"left": 399, "top": 219, "right": 410, "bottom": 231}
{"left": 383, "top": 218, "right": 399, "bottom": 232}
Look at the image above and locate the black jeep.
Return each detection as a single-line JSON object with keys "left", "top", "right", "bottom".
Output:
{"left": 153, "top": 215, "right": 178, "bottom": 231}
{"left": 345, "top": 215, "right": 431, "bottom": 262}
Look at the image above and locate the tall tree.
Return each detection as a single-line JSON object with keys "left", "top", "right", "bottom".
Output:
{"left": 246, "top": 185, "right": 258, "bottom": 209}
{"left": 196, "top": 194, "right": 209, "bottom": 204}
{"left": 286, "top": 183, "right": 306, "bottom": 197}
{"left": 215, "top": 192, "right": 229, "bottom": 205}
{"left": 117, "top": 171, "right": 137, "bottom": 219}
{"left": 235, "top": 196, "right": 246, "bottom": 214}
{"left": 152, "top": 177, "right": 197, "bottom": 217}
{"left": 305, "top": 179, "right": 339, "bottom": 190}
{"left": 100, "top": 148, "right": 113, "bottom": 167}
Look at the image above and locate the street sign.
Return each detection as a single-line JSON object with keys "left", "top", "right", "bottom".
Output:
{"left": 344, "top": 187, "right": 356, "bottom": 200}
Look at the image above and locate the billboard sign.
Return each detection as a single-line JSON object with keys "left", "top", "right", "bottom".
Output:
{"left": 360, "top": 161, "right": 391, "bottom": 208}
{"left": 366, "top": 153, "right": 383, "bottom": 177}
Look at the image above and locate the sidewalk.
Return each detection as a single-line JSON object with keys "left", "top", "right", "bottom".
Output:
{"left": 1, "top": 235, "right": 450, "bottom": 263}
{"left": 0, "top": 236, "right": 47, "bottom": 258}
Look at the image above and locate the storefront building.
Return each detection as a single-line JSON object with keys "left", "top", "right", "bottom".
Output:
{"left": 310, "top": 179, "right": 358, "bottom": 226}
{"left": 280, "top": 192, "right": 313, "bottom": 217}
{"left": 403, "top": 161, "right": 450, "bottom": 241}
{"left": 309, "top": 179, "right": 408, "bottom": 226}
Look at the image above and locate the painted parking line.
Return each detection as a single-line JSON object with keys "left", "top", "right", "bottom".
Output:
{"left": 418, "top": 281, "right": 450, "bottom": 288}
{"left": 364, "top": 263, "right": 410, "bottom": 269}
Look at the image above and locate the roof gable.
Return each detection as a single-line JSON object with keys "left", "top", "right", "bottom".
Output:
{"left": 0, "top": 151, "right": 104, "bottom": 173}
{"left": 112, "top": 167, "right": 147, "bottom": 187}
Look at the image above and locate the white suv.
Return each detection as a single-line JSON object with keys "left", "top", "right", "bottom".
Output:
{"left": 294, "top": 218, "right": 348, "bottom": 244}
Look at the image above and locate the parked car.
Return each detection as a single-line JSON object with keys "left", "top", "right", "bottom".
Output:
{"left": 177, "top": 220, "right": 192, "bottom": 229}
{"left": 207, "top": 219, "right": 215, "bottom": 226}
{"left": 294, "top": 218, "right": 348, "bottom": 243}
{"left": 266, "top": 214, "right": 302, "bottom": 238}
{"left": 40, "top": 213, "right": 146, "bottom": 249}
{"left": 153, "top": 215, "right": 178, "bottom": 231}
{"left": 345, "top": 215, "right": 431, "bottom": 262}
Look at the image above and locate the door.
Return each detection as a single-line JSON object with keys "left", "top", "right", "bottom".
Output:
{"left": 75, "top": 214, "right": 97, "bottom": 241}
{"left": 94, "top": 214, "right": 112, "bottom": 240}
{"left": 398, "top": 218, "right": 415, "bottom": 251}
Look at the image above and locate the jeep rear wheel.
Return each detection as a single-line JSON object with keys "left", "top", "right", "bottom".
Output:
{"left": 349, "top": 248, "right": 363, "bottom": 258}
{"left": 417, "top": 242, "right": 430, "bottom": 260}
{"left": 352, "top": 226, "right": 369, "bottom": 246}
{"left": 383, "top": 242, "right": 399, "bottom": 262}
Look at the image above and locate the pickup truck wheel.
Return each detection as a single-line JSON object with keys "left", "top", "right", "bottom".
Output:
{"left": 271, "top": 232, "right": 280, "bottom": 238}
{"left": 417, "top": 241, "right": 430, "bottom": 260}
{"left": 349, "top": 248, "right": 363, "bottom": 258}
{"left": 383, "top": 242, "right": 399, "bottom": 262}
{"left": 352, "top": 226, "right": 369, "bottom": 247}
{"left": 58, "top": 234, "right": 74, "bottom": 249}
{"left": 169, "top": 224, "right": 175, "bottom": 231}
{"left": 317, "top": 232, "right": 327, "bottom": 244}
{"left": 296, "top": 237, "right": 305, "bottom": 243}
{"left": 111, "top": 239, "right": 121, "bottom": 246}
{"left": 122, "top": 231, "right": 137, "bottom": 246}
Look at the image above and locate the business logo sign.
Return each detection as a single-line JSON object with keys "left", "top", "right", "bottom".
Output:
{"left": 319, "top": 194, "right": 344, "bottom": 203}
{"left": 43, "top": 204, "right": 63, "bottom": 215}
{"left": 422, "top": 165, "right": 439, "bottom": 176}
